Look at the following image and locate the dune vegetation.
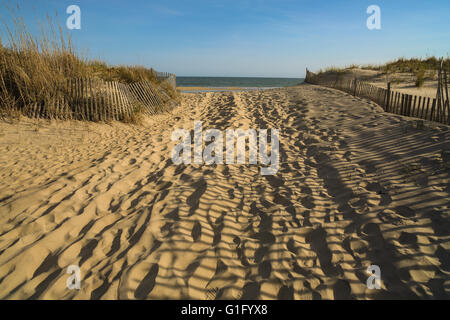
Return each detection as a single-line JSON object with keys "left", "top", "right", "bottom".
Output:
{"left": 0, "top": 9, "right": 177, "bottom": 121}
{"left": 316, "top": 57, "right": 449, "bottom": 89}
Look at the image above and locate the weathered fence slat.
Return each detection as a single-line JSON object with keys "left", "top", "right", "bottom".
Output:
{"left": 111, "top": 81, "right": 120, "bottom": 120}
{"left": 133, "top": 83, "right": 154, "bottom": 115}
{"left": 394, "top": 92, "right": 399, "bottom": 114}
{"left": 106, "top": 81, "right": 113, "bottom": 120}
{"left": 17, "top": 75, "right": 177, "bottom": 122}
{"left": 430, "top": 99, "right": 436, "bottom": 121}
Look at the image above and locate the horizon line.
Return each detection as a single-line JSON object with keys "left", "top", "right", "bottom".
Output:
{"left": 176, "top": 75, "right": 305, "bottom": 78}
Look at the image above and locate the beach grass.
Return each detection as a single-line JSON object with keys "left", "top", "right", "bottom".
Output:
{"left": 317, "top": 57, "right": 450, "bottom": 76}
{"left": 0, "top": 6, "right": 175, "bottom": 120}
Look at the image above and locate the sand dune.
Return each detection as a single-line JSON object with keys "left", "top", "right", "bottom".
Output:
{"left": 0, "top": 84, "right": 449, "bottom": 299}
{"left": 327, "top": 68, "right": 440, "bottom": 98}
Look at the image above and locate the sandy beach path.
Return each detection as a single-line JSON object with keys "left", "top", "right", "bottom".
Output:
{"left": 0, "top": 84, "right": 449, "bottom": 299}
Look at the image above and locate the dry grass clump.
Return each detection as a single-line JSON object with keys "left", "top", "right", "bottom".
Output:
{"left": 345, "top": 64, "right": 360, "bottom": 70}
{"left": 317, "top": 66, "right": 349, "bottom": 76}
{"left": 314, "top": 57, "right": 447, "bottom": 89}
{"left": 0, "top": 12, "right": 88, "bottom": 118}
{"left": 384, "top": 57, "right": 449, "bottom": 73}
{"left": 123, "top": 102, "right": 145, "bottom": 125}
{"left": 317, "top": 57, "right": 449, "bottom": 77}
{"left": 414, "top": 67, "right": 426, "bottom": 87}
{"left": 87, "top": 60, "right": 159, "bottom": 84}
{"left": 159, "top": 79, "right": 181, "bottom": 102}
{"left": 364, "top": 57, "right": 450, "bottom": 74}
{"left": 0, "top": 7, "right": 176, "bottom": 121}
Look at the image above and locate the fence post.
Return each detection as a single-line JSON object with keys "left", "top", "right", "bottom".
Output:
{"left": 444, "top": 68, "right": 450, "bottom": 125}
{"left": 407, "top": 94, "right": 412, "bottom": 117}
{"left": 430, "top": 98, "right": 436, "bottom": 121}
{"left": 385, "top": 82, "right": 391, "bottom": 112}
{"left": 435, "top": 59, "right": 443, "bottom": 123}
{"left": 353, "top": 78, "right": 357, "bottom": 96}
{"left": 400, "top": 94, "right": 405, "bottom": 115}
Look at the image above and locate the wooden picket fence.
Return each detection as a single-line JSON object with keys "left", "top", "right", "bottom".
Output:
{"left": 21, "top": 78, "right": 178, "bottom": 121}
{"left": 305, "top": 67, "right": 450, "bottom": 125}
{"left": 156, "top": 71, "right": 176, "bottom": 89}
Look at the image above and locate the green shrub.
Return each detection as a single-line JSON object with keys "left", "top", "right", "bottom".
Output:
{"left": 414, "top": 68, "right": 426, "bottom": 87}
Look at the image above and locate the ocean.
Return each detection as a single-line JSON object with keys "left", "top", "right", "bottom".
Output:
{"left": 177, "top": 76, "right": 304, "bottom": 92}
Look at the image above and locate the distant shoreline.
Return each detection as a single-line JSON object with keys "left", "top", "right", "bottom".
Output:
{"left": 177, "top": 86, "right": 284, "bottom": 93}
{"left": 176, "top": 76, "right": 304, "bottom": 89}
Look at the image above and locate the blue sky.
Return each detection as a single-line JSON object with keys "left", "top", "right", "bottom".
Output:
{"left": 2, "top": 0, "right": 450, "bottom": 77}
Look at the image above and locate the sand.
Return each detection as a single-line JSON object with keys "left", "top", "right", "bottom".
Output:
{"left": 0, "top": 84, "right": 449, "bottom": 300}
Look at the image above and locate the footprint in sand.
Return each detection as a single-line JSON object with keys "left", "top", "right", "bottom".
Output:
{"left": 191, "top": 221, "right": 202, "bottom": 242}
{"left": 212, "top": 215, "right": 224, "bottom": 246}
{"left": 277, "top": 285, "right": 294, "bottom": 300}
{"left": 186, "top": 178, "right": 207, "bottom": 216}
{"left": 240, "top": 282, "right": 261, "bottom": 300}
{"left": 398, "top": 232, "right": 418, "bottom": 247}
{"left": 79, "top": 239, "right": 99, "bottom": 266}
{"left": 300, "top": 196, "right": 315, "bottom": 209}
{"left": 394, "top": 206, "right": 416, "bottom": 219}
{"left": 258, "top": 260, "right": 272, "bottom": 279}
{"left": 134, "top": 264, "right": 159, "bottom": 300}
{"left": 364, "top": 182, "right": 392, "bottom": 206}
{"left": 332, "top": 279, "right": 352, "bottom": 300}
{"left": 305, "top": 227, "right": 341, "bottom": 277}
